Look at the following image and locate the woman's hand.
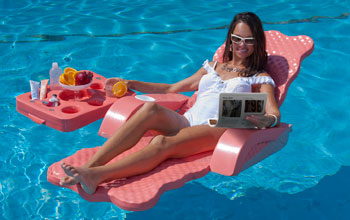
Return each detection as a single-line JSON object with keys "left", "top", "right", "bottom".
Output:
{"left": 245, "top": 114, "right": 276, "bottom": 129}
{"left": 104, "top": 77, "right": 129, "bottom": 97}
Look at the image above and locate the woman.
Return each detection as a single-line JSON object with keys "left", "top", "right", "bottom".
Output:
{"left": 60, "top": 12, "right": 280, "bottom": 194}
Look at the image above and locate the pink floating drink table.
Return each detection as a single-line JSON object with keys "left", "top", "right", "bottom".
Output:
{"left": 16, "top": 72, "right": 135, "bottom": 132}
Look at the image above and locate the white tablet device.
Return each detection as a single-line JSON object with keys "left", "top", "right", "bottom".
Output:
{"left": 208, "top": 93, "right": 267, "bottom": 128}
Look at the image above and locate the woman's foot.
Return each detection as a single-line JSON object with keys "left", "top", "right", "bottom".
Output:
{"left": 59, "top": 163, "right": 88, "bottom": 186}
{"left": 59, "top": 176, "right": 78, "bottom": 186}
{"left": 60, "top": 162, "right": 100, "bottom": 194}
{"left": 60, "top": 163, "right": 92, "bottom": 186}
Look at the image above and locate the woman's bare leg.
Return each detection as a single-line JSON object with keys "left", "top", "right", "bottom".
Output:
{"left": 61, "top": 125, "right": 226, "bottom": 194}
{"left": 86, "top": 102, "right": 190, "bottom": 167}
{"left": 60, "top": 102, "right": 189, "bottom": 185}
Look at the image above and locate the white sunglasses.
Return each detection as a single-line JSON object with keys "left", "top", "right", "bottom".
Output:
{"left": 231, "top": 34, "right": 255, "bottom": 45}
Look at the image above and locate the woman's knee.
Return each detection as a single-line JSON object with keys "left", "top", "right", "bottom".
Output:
{"left": 139, "top": 102, "right": 161, "bottom": 116}
{"left": 149, "top": 135, "right": 172, "bottom": 156}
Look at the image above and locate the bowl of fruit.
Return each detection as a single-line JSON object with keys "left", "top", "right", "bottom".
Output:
{"left": 59, "top": 68, "right": 93, "bottom": 91}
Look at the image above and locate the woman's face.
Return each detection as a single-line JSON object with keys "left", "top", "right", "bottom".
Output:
{"left": 231, "top": 22, "right": 255, "bottom": 61}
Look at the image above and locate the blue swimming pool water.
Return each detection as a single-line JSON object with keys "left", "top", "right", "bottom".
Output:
{"left": 1, "top": 0, "right": 350, "bottom": 219}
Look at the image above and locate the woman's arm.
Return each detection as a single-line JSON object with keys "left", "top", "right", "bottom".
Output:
{"left": 105, "top": 65, "right": 208, "bottom": 94}
{"left": 248, "top": 72, "right": 281, "bottom": 128}
{"left": 259, "top": 82, "right": 281, "bottom": 124}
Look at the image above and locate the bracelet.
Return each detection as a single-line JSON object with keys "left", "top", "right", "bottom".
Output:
{"left": 267, "top": 114, "right": 278, "bottom": 128}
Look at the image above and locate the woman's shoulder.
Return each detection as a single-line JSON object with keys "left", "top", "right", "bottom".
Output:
{"left": 208, "top": 60, "right": 217, "bottom": 66}
{"left": 201, "top": 59, "right": 219, "bottom": 71}
{"left": 251, "top": 71, "right": 276, "bottom": 87}
{"left": 203, "top": 59, "right": 217, "bottom": 66}
{"left": 254, "top": 70, "right": 271, "bottom": 77}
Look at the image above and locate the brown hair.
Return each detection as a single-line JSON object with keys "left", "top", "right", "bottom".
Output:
{"left": 223, "top": 12, "right": 267, "bottom": 77}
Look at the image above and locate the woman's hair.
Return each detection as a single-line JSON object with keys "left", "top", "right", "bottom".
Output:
{"left": 223, "top": 12, "right": 267, "bottom": 77}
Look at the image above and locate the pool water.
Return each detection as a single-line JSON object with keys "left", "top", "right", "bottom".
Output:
{"left": 1, "top": 0, "right": 350, "bottom": 219}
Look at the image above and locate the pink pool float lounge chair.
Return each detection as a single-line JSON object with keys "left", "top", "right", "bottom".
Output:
{"left": 47, "top": 30, "right": 314, "bottom": 211}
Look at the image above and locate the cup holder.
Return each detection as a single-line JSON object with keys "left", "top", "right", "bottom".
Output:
{"left": 86, "top": 89, "right": 106, "bottom": 106}
{"left": 41, "top": 100, "right": 61, "bottom": 107}
{"left": 90, "top": 83, "right": 104, "bottom": 90}
{"left": 88, "top": 99, "right": 104, "bottom": 106}
{"left": 59, "top": 90, "right": 92, "bottom": 101}
{"left": 61, "top": 106, "right": 80, "bottom": 114}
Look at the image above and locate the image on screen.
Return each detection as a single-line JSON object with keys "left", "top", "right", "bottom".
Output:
{"left": 222, "top": 100, "right": 242, "bottom": 117}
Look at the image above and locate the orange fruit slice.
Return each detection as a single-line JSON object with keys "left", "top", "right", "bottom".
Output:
{"left": 61, "top": 67, "right": 78, "bottom": 86}
{"left": 64, "top": 67, "right": 77, "bottom": 74}
{"left": 65, "top": 73, "right": 75, "bottom": 86}
{"left": 59, "top": 74, "right": 68, "bottom": 85}
{"left": 68, "top": 70, "right": 78, "bottom": 85}
{"left": 112, "top": 81, "right": 128, "bottom": 97}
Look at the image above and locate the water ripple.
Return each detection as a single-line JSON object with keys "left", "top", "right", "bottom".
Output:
{"left": 0, "top": 13, "right": 348, "bottom": 44}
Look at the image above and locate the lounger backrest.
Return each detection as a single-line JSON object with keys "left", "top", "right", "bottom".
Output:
{"left": 178, "top": 30, "right": 314, "bottom": 114}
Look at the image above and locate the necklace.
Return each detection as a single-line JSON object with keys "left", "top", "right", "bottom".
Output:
{"left": 221, "top": 63, "right": 246, "bottom": 74}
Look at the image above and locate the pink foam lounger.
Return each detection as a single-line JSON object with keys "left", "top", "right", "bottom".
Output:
{"left": 16, "top": 72, "right": 135, "bottom": 132}
{"left": 47, "top": 30, "right": 314, "bottom": 211}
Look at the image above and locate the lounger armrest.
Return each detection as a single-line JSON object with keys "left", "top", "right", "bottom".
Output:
{"left": 210, "top": 123, "right": 292, "bottom": 176}
{"left": 98, "top": 93, "right": 189, "bottom": 138}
